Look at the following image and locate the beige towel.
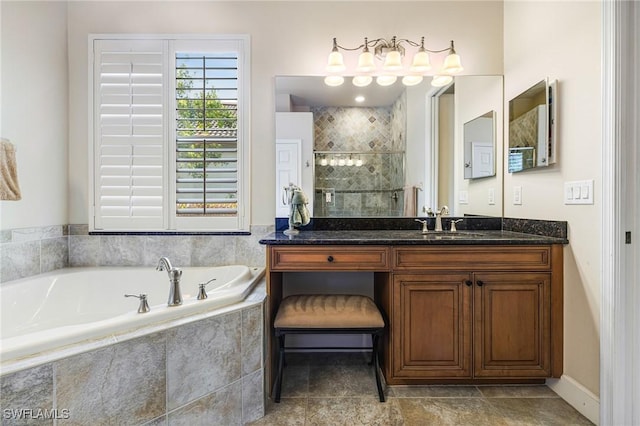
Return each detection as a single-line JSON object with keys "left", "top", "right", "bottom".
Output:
{"left": 1, "top": 138, "right": 22, "bottom": 201}
{"left": 403, "top": 184, "right": 421, "bottom": 217}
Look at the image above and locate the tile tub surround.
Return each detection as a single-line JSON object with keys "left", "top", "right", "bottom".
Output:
{"left": 0, "top": 224, "right": 273, "bottom": 283}
{"left": 0, "top": 225, "right": 69, "bottom": 282}
{"left": 0, "top": 295, "right": 266, "bottom": 425}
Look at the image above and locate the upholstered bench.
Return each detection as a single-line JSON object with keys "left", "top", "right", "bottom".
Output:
{"left": 272, "top": 294, "right": 386, "bottom": 402}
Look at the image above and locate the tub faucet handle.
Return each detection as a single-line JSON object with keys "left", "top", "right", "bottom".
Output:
{"left": 197, "top": 278, "right": 217, "bottom": 300}
{"left": 124, "top": 293, "right": 150, "bottom": 314}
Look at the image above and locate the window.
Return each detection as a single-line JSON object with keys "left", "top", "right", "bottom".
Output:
{"left": 90, "top": 36, "right": 250, "bottom": 232}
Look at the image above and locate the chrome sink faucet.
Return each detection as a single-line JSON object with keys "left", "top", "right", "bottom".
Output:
{"left": 434, "top": 206, "right": 449, "bottom": 232}
{"left": 156, "top": 257, "right": 183, "bottom": 307}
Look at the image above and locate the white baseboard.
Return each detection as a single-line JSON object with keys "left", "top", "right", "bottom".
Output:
{"left": 547, "top": 375, "right": 599, "bottom": 425}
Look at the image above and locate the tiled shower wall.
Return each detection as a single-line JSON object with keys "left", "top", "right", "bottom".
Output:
{"left": 311, "top": 92, "right": 407, "bottom": 217}
{"left": 0, "top": 224, "right": 272, "bottom": 283}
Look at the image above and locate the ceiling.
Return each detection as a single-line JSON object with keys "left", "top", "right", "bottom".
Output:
{"left": 275, "top": 76, "right": 407, "bottom": 108}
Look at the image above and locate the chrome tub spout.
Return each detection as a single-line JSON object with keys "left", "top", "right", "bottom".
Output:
{"left": 156, "top": 257, "right": 183, "bottom": 307}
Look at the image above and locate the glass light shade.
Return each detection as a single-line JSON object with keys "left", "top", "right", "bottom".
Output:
{"left": 352, "top": 75, "right": 373, "bottom": 87}
{"left": 431, "top": 75, "right": 453, "bottom": 87}
{"left": 320, "top": 158, "right": 328, "bottom": 166}
{"left": 326, "top": 50, "right": 346, "bottom": 73}
{"left": 346, "top": 157, "right": 354, "bottom": 166}
{"left": 355, "top": 158, "right": 363, "bottom": 167}
{"left": 356, "top": 51, "right": 376, "bottom": 73}
{"left": 442, "top": 52, "right": 463, "bottom": 74}
{"left": 329, "top": 158, "right": 337, "bottom": 166}
{"left": 402, "top": 75, "right": 423, "bottom": 86}
{"left": 382, "top": 50, "right": 403, "bottom": 71}
{"left": 324, "top": 75, "right": 344, "bottom": 87}
{"left": 409, "top": 50, "right": 431, "bottom": 73}
{"left": 338, "top": 158, "right": 346, "bottom": 166}
{"left": 376, "top": 75, "right": 397, "bottom": 86}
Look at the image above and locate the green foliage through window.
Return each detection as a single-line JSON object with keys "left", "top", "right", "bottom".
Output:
{"left": 175, "top": 53, "right": 239, "bottom": 216}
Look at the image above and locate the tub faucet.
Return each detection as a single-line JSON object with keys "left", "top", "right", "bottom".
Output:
{"left": 156, "top": 257, "right": 183, "bottom": 307}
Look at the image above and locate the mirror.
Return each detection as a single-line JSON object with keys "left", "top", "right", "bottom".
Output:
{"left": 275, "top": 75, "right": 503, "bottom": 218}
{"left": 463, "top": 111, "right": 496, "bottom": 179}
{"left": 508, "top": 79, "right": 557, "bottom": 173}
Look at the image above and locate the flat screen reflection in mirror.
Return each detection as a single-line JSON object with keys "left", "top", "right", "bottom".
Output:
{"left": 275, "top": 75, "right": 504, "bottom": 218}
{"left": 463, "top": 111, "right": 496, "bottom": 179}
{"left": 508, "top": 79, "right": 557, "bottom": 173}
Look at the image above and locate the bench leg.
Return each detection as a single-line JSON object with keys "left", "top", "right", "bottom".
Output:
{"left": 371, "top": 332, "right": 385, "bottom": 402}
{"left": 272, "top": 333, "right": 285, "bottom": 403}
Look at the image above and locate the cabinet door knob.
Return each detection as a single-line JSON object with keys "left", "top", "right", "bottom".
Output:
{"left": 465, "top": 280, "right": 473, "bottom": 287}
{"left": 327, "top": 255, "right": 334, "bottom": 262}
{"left": 477, "top": 280, "right": 484, "bottom": 287}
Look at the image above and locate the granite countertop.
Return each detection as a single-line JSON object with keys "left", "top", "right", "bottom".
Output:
{"left": 259, "top": 229, "right": 568, "bottom": 246}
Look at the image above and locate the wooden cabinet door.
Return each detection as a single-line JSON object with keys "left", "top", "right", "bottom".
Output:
{"left": 393, "top": 273, "right": 472, "bottom": 379}
{"left": 473, "top": 272, "right": 551, "bottom": 378}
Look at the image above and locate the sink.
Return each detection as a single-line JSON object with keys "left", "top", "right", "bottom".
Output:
{"left": 421, "top": 231, "right": 485, "bottom": 238}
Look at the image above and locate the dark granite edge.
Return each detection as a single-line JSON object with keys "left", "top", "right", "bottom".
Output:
{"left": 502, "top": 217, "right": 568, "bottom": 239}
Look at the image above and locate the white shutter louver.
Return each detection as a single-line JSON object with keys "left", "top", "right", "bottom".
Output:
{"left": 94, "top": 40, "right": 166, "bottom": 230}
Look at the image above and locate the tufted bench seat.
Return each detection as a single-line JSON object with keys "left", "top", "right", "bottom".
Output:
{"left": 272, "top": 294, "right": 386, "bottom": 402}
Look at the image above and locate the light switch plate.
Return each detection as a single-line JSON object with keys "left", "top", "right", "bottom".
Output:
{"left": 513, "top": 186, "right": 522, "bottom": 205}
{"left": 488, "top": 188, "right": 495, "bottom": 205}
{"left": 564, "top": 180, "right": 594, "bottom": 204}
{"left": 459, "top": 190, "right": 469, "bottom": 204}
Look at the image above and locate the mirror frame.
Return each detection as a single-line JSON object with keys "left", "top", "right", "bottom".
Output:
{"left": 508, "top": 78, "right": 558, "bottom": 173}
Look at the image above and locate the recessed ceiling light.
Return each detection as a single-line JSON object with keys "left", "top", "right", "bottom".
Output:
{"left": 355, "top": 95, "right": 365, "bottom": 103}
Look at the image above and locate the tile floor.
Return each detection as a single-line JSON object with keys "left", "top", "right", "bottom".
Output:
{"left": 250, "top": 352, "right": 594, "bottom": 426}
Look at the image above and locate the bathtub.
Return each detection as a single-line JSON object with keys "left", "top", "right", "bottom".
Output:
{"left": 0, "top": 265, "right": 265, "bottom": 365}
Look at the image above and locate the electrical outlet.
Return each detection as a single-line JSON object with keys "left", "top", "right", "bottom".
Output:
{"left": 513, "top": 186, "right": 522, "bottom": 205}
{"left": 323, "top": 188, "right": 335, "bottom": 205}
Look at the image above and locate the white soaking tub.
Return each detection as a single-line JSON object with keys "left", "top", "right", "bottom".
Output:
{"left": 0, "top": 265, "right": 265, "bottom": 365}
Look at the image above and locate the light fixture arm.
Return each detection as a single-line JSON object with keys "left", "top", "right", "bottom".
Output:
{"left": 325, "top": 35, "right": 463, "bottom": 88}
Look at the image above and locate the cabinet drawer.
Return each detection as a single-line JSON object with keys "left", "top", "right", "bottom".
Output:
{"left": 270, "top": 246, "right": 390, "bottom": 271}
{"left": 393, "top": 246, "right": 551, "bottom": 271}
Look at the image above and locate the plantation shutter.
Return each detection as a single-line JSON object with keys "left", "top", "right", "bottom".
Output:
{"left": 93, "top": 39, "right": 167, "bottom": 230}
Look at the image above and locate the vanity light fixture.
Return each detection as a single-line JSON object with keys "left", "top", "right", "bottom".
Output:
{"left": 325, "top": 36, "right": 463, "bottom": 88}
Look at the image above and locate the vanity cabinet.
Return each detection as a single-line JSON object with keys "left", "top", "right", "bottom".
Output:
{"left": 388, "top": 246, "right": 561, "bottom": 384}
{"left": 263, "top": 241, "right": 563, "bottom": 391}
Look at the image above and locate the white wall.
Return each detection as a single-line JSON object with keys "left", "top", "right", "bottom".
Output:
{"left": 64, "top": 1, "right": 503, "bottom": 227}
{"left": 504, "top": 0, "right": 601, "bottom": 402}
{"left": 0, "top": 1, "right": 68, "bottom": 230}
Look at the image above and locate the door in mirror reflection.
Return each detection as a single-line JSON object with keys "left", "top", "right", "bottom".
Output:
{"left": 463, "top": 111, "right": 496, "bottom": 179}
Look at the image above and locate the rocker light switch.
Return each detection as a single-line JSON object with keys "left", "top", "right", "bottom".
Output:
{"left": 564, "top": 180, "right": 594, "bottom": 204}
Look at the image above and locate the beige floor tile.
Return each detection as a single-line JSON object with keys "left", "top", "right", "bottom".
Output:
{"left": 478, "top": 385, "right": 560, "bottom": 398}
{"left": 306, "top": 397, "right": 402, "bottom": 426}
{"left": 249, "top": 399, "right": 307, "bottom": 426}
{"left": 389, "top": 385, "right": 482, "bottom": 398}
{"left": 395, "top": 397, "right": 510, "bottom": 426}
{"left": 488, "top": 398, "right": 594, "bottom": 425}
